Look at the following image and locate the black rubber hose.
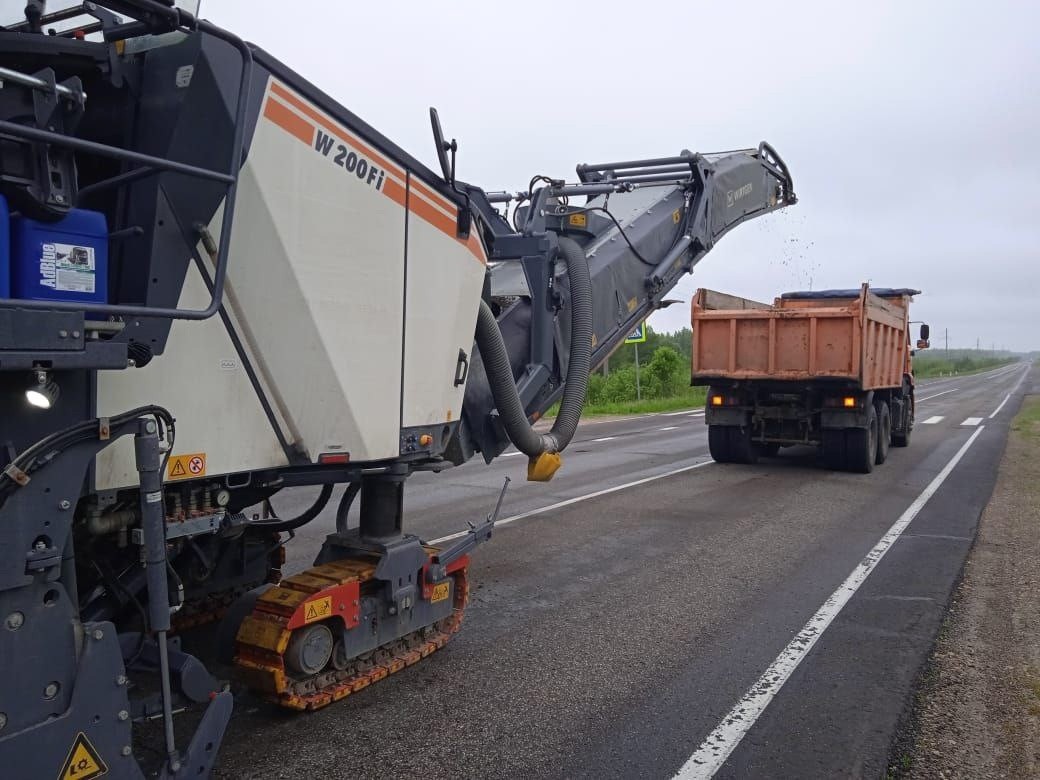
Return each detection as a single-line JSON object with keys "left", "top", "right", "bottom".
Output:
{"left": 474, "top": 236, "right": 592, "bottom": 456}
{"left": 249, "top": 484, "right": 333, "bottom": 533}
{"left": 335, "top": 481, "right": 361, "bottom": 534}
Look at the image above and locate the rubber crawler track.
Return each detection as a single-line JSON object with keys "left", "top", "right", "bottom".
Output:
{"left": 234, "top": 554, "right": 468, "bottom": 711}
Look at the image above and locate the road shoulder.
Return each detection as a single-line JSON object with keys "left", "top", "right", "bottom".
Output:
{"left": 893, "top": 392, "right": 1040, "bottom": 778}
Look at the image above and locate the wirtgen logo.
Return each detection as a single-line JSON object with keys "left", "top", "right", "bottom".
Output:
{"left": 726, "top": 182, "right": 753, "bottom": 208}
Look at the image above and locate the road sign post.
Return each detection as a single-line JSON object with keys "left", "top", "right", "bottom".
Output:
{"left": 625, "top": 323, "right": 647, "bottom": 401}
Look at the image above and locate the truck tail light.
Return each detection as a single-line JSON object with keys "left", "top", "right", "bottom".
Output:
{"left": 711, "top": 395, "right": 724, "bottom": 406}
{"left": 824, "top": 396, "right": 859, "bottom": 409}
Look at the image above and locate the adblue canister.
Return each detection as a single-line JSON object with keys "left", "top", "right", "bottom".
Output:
{"left": 0, "top": 194, "right": 9, "bottom": 299}
{"left": 10, "top": 208, "right": 108, "bottom": 304}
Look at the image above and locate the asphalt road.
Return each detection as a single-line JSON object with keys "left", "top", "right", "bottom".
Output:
{"left": 214, "top": 362, "right": 1033, "bottom": 779}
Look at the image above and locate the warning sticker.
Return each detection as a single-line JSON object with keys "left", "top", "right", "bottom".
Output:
{"left": 58, "top": 732, "right": 108, "bottom": 780}
{"left": 167, "top": 452, "right": 206, "bottom": 481}
{"left": 430, "top": 582, "right": 450, "bottom": 603}
{"left": 304, "top": 596, "right": 332, "bottom": 624}
{"left": 42, "top": 243, "right": 96, "bottom": 294}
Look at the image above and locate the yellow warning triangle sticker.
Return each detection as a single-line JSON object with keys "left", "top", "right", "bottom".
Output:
{"left": 169, "top": 459, "right": 187, "bottom": 478}
{"left": 58, "top": 732, "right": 108, "bottom": 780}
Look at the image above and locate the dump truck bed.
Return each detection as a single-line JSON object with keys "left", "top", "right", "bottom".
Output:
{"left": 691, "top": 285, "right": 917, "bottom": 390}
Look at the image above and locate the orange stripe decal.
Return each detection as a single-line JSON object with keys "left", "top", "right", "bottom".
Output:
{"left": 409, "top": 176, "right": 456, "bottom": 218}
{"left": 263, "top": 81, "right": 486, "bottom": 264}
{"left": 263, "top": 97, "right": 313, "bottom": 145}
{"left": 269, "top": 81, "right": 405, "bottom": 182}
{"left": 382, "top": 177, "right": 407, "bottom": 209}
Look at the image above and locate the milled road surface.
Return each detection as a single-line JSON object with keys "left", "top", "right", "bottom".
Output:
{"left": 214, "top": 363, "right": 1032, "bottom": 779}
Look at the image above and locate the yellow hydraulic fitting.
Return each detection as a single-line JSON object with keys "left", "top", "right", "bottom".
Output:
{"left": 527, "top": 452, "right": 562, "bottom": 482}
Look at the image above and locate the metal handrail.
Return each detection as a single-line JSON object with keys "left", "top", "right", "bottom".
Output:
{"left": 0, "top": 4, "right": 252, "bottom": 321}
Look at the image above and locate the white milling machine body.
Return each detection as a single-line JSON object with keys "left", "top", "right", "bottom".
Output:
{"left": 0, "top": 2, "right": 795, "bottom": 776}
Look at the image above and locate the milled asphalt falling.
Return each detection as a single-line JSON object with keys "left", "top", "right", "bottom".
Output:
{"left": 211, "top": 364, "right": 1032, "bottom": 779}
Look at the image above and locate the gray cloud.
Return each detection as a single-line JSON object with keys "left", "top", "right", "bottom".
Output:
{"left": 207, "top": 0, "right": 1039, "bottom": 350}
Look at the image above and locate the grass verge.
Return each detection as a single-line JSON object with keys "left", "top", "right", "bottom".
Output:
{"left": 544, "top": 386, "right": 707, "bottom": 419}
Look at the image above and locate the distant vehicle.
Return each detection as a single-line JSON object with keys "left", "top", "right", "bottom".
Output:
{"left": 691, "top": 284, "right": 928, "bottom": 472}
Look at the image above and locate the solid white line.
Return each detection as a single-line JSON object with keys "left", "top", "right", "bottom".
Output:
{"left": 659, "top": 426, "right": 680, "bottom": 431}
{"left": 917, "top": 388, "right": 958, "bottom": 402}
{"left": 988, "top": 394, "right": 1011, "bottom": 419}
{"left": 428, "top": 460, "right": 714, "bottom": 545}
{"left": 673, "top": 426, "right": 987, "bottom": 779}
{"left": 920, "top": 416, "right": 944, "bottom": 425}
{"left": 592, "top": 436, "right": 617, "bottom": 443}
{"left": 663, "top": 408, "right": 705, "bottom": 416}
{"left": 499, "top": 451, "right": 524, "bottom": 458}
{"left": 688, "top": 411, "right": 705, "bottom": 417}
{"left": 960, "top": 417, "right": 983, "bottom": 427}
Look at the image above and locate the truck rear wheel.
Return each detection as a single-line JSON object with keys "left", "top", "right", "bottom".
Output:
{"left": 708, "top": 424, "right": 731, "bottom": 463}
{"left": 708, "top": 425, "right": 758, "bottom": 464}
{"left": 875, "top": 403, "right": 891, "bottom": 465}
{"left": 846, "top": 405, "right": 877, "bottom": 474}
{"left": 821, "top": 430, "right": 847, "bottom": 470}
{"left": 892, "top": 394, "right": 913, "bottom": 447}
{"left": 727, "top": 425, "right": 758, "bottom": 464}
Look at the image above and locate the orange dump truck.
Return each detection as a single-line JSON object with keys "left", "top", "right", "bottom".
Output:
{"left": 691, "top": 284, "right": 930, "bottom": 472}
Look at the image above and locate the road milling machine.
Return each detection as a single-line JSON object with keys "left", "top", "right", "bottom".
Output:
{"left": 0, "top": 1, "right": 796, "bottom": 776}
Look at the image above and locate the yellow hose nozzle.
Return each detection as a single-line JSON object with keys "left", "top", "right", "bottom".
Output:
{"left": 527, "top": 452, "right": 562, "bottom": 482}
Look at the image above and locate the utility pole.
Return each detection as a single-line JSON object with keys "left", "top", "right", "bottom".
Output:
{"left": 945, "top": 327, "right": 948, "bottom": 352}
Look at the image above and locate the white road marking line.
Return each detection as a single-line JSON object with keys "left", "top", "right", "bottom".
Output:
{"left": 673, "top": 426, "right": 986, "bottom": 779}
{"left": 663, "top": 408, "right": 705, "bottom": 416}
{"left": 988, "top": 394, "right": 1011, "bottom": 419}
{"left": 688, "top": 411, "right": 705, "bottom": 417}
{"left": 921, "top": 416, "right": 944, "bottom": 425}
{"left": 960, "top": 417, "right": 983, "bottom": 427}
{"left": 917, "top": 388, "right": 958, "bottom": 402}
{"left": 659, "top": 426, "right": 680, "bottom": 431}
{"left": 499, "top": 451, "right": 524, "bottom": 458}
{"left": 592, "top": 436, "right": 617, "bottom": 443}
{"left": 428, "top": 460, "right": 714, "bottom": 545}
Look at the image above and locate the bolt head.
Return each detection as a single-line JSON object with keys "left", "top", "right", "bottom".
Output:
{"left": 43, "top": 682, "right": 59, "bottom": 699}
{"left": 59, "top": 500, "right": 71, "bottom": 510}
{"left": 121, "top": 746, "right": 132, "bottom": 757}
{"left": 5, "top": 612, "right": 24, "bottom": 631}
{"left": 93, "top": 628, "right": 104, "bottom": 640}
{"left": 116, "top": 674, "right": 128, "bottom": 686}
{"left": 117, "top": 709, "right": 129, "bottom": 721}
{"left": 170, "top": 760, "right": 181, "bottom": 772}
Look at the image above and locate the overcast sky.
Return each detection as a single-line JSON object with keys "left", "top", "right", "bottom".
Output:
{"left": 207, "top": 1, "right": 1038, "bottom": 352}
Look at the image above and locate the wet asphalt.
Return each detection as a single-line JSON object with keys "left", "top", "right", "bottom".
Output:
{"left": 212, "top": 363, "right": 1032, "bottom": 779}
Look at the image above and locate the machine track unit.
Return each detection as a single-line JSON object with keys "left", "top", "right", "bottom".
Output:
{"left": 0, "top": 1, "right": 795, "bottom": 775}
{"left": 235, "top": 551, "right": 469, "bottom": 711}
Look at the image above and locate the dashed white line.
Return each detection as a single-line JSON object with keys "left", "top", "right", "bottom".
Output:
{"left": 591, "top": 436, "right": 617, "bottom": 443}
{"left": 917, "top": 388, "right": 958, "bottom": 402}
{"left": 960, "top": 417, "right": 983, "bottom": 427}
{"left": 429, "top": 460, "right": 715, "bottom": 545}
{"left": 673, "top": 426, "right": 987, "bottom": 779}
{"left": 921, "top": 416, "right": 944, "bottom": 425}
{"left": 988, "top": 394, "right": 1011, "bottom": 419}
{"left": 659, "top": 426, "right": 680, "bottom": 431}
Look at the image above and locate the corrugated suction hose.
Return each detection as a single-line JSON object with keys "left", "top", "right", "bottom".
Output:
{"left": 475, "top": 236, "right": 592, "bottom": 457}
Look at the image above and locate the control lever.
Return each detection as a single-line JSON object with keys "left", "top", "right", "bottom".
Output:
{"left": 426, "top": 477, "right": 509, "bottom": 580}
